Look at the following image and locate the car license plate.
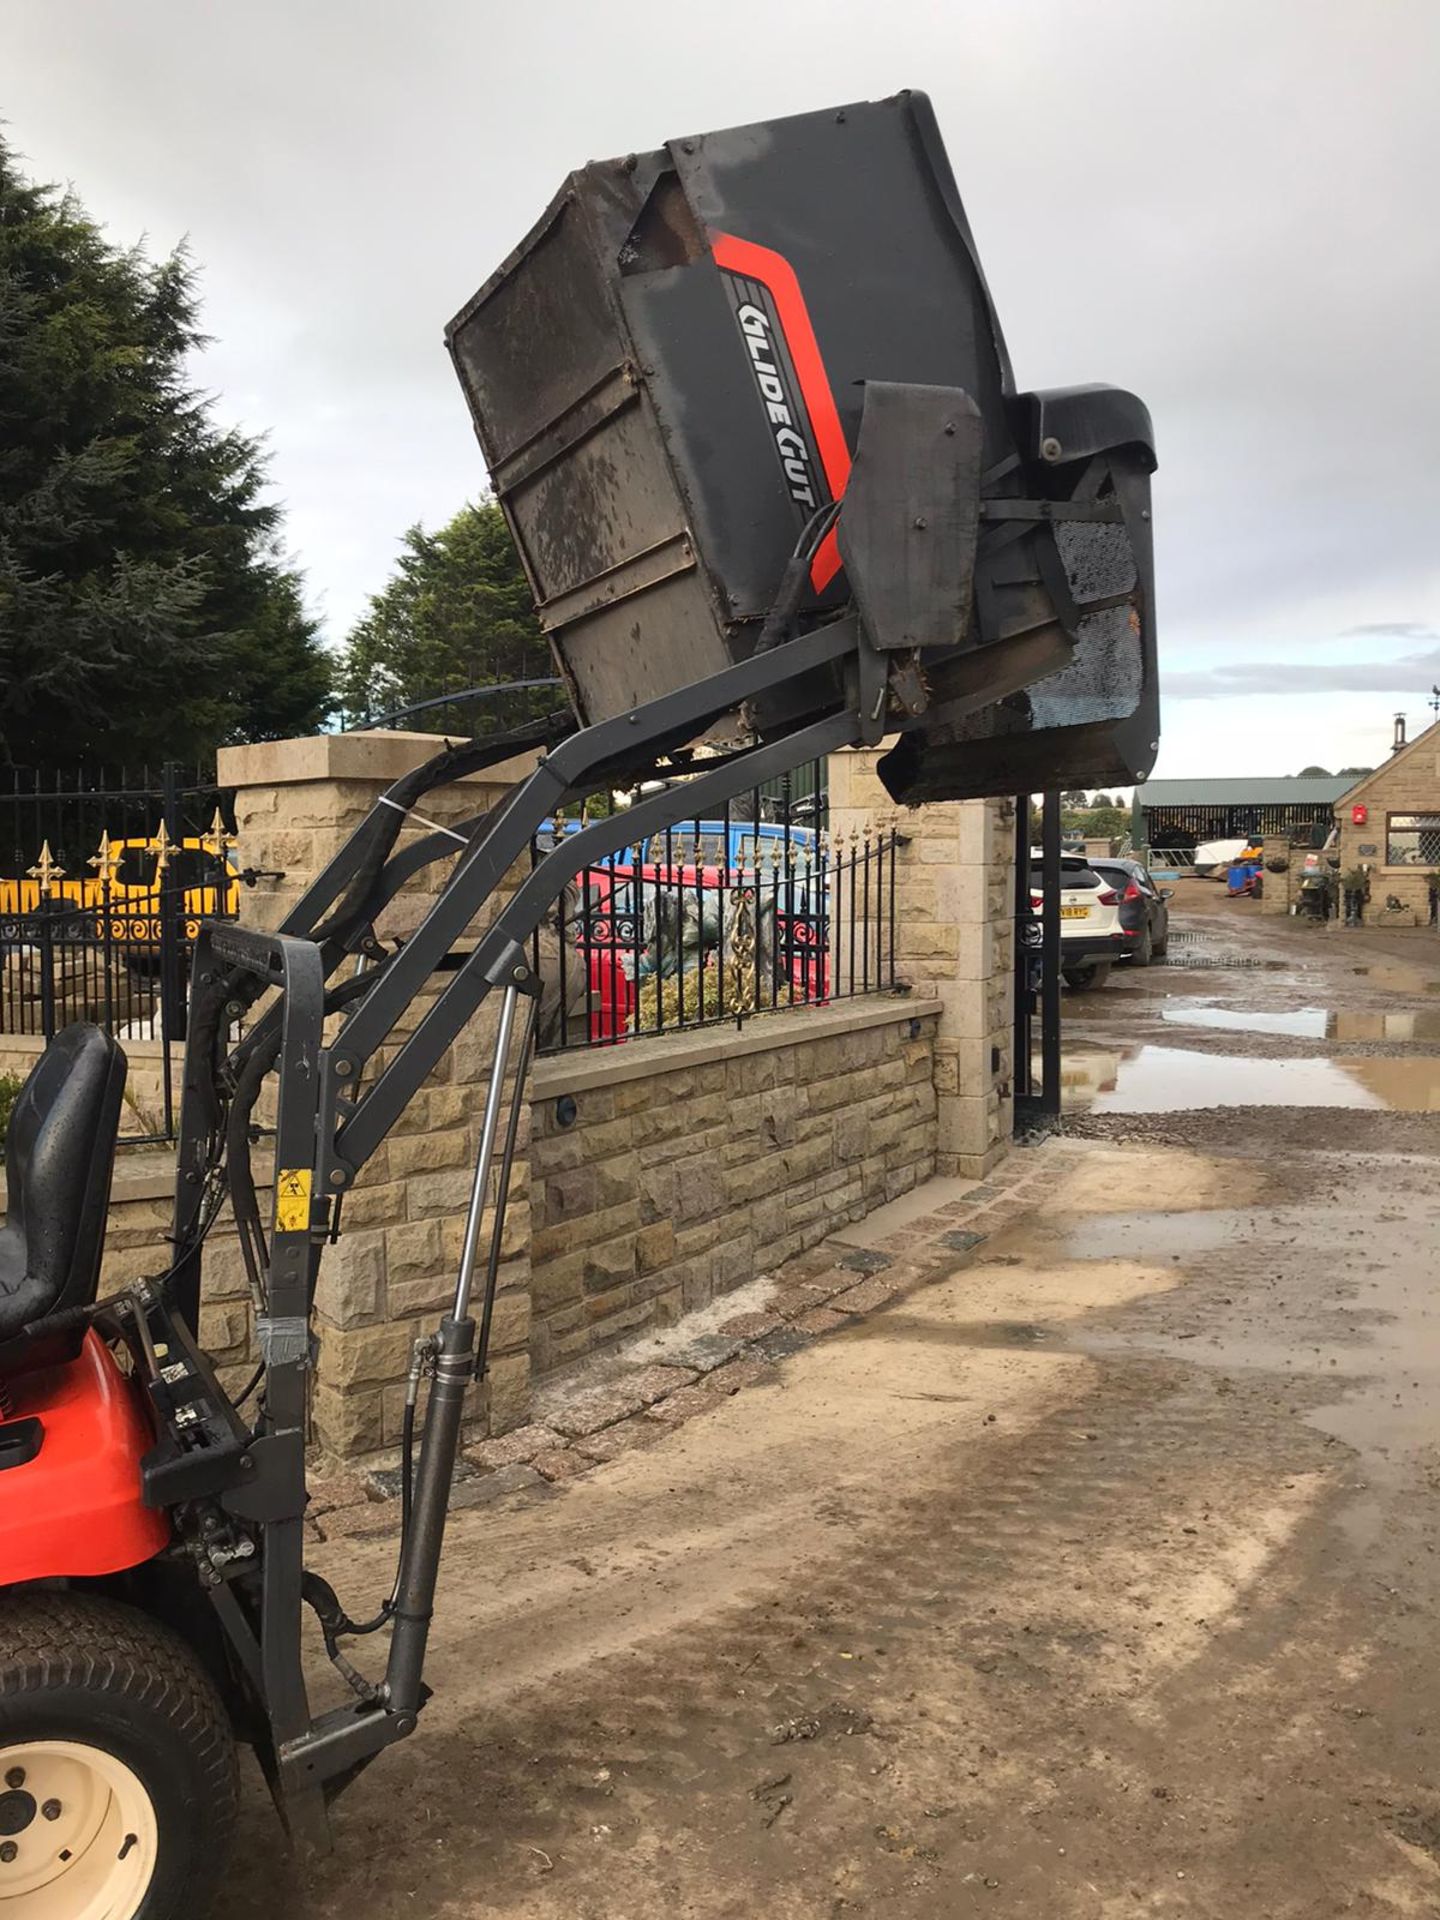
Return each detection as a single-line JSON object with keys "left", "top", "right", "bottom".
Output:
{"left": 1061, "top": 905, "right": 1088, "bottom": 920}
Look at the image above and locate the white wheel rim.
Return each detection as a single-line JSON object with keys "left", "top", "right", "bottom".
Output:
{"left": 0, "top": 1740, "right": 157, "bottom": 1918}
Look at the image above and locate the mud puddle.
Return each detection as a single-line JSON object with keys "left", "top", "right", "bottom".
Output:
{"left": 1060, "top": 1205, "right": 1296, "bottom": 1259}
{"left": 1049, "top": 1190, "right": 1440, "bottom": 1555}
{"left": 1062, "top": 1042, "right": 1440, "bottom": 1112}
{"left": 1346, "top": 957, "right": 1440, "bottom": 994}
{"left": 847, "top": 1311, "right": 1054, "bottom": 1351}
{"left": 1163, "top": 1000, "right": 1440, "bottom": 1042}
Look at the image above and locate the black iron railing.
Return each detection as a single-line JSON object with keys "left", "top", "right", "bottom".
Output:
{"left": 339, "top": 677, "right": 567, "bottom": 737}
{"left": 527, "top": 760, "right": 903, "bottom": 1053}
{"left": 0, "top": 764, "right": 239, "bottom": 1142}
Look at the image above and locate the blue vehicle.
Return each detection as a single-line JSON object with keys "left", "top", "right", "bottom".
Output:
{"left": 535, "top": 816, "right": 819, "bottom": 873}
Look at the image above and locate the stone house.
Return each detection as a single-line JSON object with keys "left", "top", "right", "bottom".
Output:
{"left": 1334, "top": 720, "right": 1440, "bottom": 925}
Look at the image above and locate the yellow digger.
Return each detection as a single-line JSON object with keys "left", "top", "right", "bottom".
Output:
{"left": 0, "top": 828, "right": 240, "bottom": 948}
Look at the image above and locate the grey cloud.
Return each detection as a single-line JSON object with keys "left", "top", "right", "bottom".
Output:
{"left": 6, "top": 0, "right": 1440, "bottom": 676}
{"left": 1341, "top": 622, "right": 1437, "bottom": 641}
{"left": 1164, "top": 647, "right": 1440, "bottom": 700}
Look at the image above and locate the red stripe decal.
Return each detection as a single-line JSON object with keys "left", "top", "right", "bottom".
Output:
{"left": 711, "top": 230, "right": 850, "bottom": 590}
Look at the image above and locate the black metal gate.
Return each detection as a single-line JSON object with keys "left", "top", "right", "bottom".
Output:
{"left": 1013, "top": 791, "right": 1062, "bottom": 1127}
{"left": 0, "top": 764, "right": 238, "bottom": 1142}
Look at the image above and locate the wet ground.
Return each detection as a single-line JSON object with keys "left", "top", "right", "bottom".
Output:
{"left": 214, "top": 884, "right": 1440, "bottom": 1918}
{"left": 1060, "top": 880, "right": 1440, "bottom": 1128}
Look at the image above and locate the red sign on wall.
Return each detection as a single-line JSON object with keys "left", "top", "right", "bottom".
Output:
{"left": 1351, "top": 803, "right": 1368, "bottom": 825}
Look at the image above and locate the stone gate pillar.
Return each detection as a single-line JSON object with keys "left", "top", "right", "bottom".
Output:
{"left": 216, "top": 730, "right": 540, "bottom": 1458}
{"left": 828, "top": 748, "right": 1014, "bottom": 1179}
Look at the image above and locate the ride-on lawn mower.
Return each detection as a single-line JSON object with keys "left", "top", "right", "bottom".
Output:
{"left": 0, "top": 92, "right": 1157, "bottom": 1916}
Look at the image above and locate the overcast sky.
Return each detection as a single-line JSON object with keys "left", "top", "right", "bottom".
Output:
{"left": 7, "top": 0, "right": 1439, "bottom": 779}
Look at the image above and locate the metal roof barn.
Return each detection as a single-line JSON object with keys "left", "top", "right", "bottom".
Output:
{"left": 1135, "top": 775, "right": 1351, "bottom": 849}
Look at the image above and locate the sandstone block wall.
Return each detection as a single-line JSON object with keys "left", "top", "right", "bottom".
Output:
{"left": 0, "top": 1034, "right": 179, "bottom": 1142}
{"left": 527, "top": 1001, "right": 939, "bottom": 1375}
{"left": 1260, "top": 835, "right": 1298, "bottom": 915}
{"left": 0, "top": 1154, "right": 261, "bottom": 1395}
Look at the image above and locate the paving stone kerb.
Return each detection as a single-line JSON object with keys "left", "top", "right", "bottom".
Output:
{"left": 205, "top": 731, "right": 1015, "bottom": 1461}
{"left": 347, "top": 1146, "right": 1052, "bottom": 1513}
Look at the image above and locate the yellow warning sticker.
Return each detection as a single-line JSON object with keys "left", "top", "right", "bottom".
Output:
{"left": 275, "top": 1167, "right": 312, "bottom": 1234}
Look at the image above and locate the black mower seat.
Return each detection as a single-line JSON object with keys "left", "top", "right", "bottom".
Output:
{"left": 0, "top": 1024, "right": 126, "bottom": 1348}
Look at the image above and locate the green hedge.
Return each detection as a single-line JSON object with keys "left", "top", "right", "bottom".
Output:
{"left": 0, "top": 1073, "right": 24, "bottom": 1159}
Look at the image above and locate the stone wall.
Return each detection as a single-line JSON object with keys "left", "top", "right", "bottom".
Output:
{"left": 0, "top": 1034, "right": 179, "bottom": 1141}
{"left": 1259, "top": 835, "right": 1298, "bottom": 915}
{"left": 527, "top": 999, "right": 939, "bottom": 1376}
{"left": 0, "top": 1152, "right": 259, "bottom": 1393}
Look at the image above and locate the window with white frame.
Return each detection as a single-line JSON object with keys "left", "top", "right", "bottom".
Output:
{"left": 1385, "top": 814, "right": 1440, "bottom": 866}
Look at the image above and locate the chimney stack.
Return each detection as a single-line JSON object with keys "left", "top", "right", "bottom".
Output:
{"left": 1392, "top": 712, "right": 1407, "bottom": 754}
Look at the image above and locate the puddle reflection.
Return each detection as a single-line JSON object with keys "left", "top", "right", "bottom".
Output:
{"left": 1162, "top": 1002, "right": 1440, "bottom": 1043}
{"left": 1057, "top": 1043, "right": 1440, "bottom": 1113}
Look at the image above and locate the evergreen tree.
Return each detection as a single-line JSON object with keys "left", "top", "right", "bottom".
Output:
{"left": 339, "top": 501, "right": 560, "bottom": 735}
{"left": 0, "top": 137, "right": 332, "bottom": 766}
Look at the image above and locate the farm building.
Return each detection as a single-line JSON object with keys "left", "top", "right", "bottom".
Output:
{"left": 1334, "top": 720, "right": 1440, "bottom": 924}
{"left": 1133, "top": 775, "right": 1351, "bottom": 859}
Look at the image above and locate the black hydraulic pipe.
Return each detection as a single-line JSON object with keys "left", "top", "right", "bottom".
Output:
{"left": 279, "top": 715, "right": 573, "bottom": 951}
{"left": 333, "top": 624, "right": 861, "bottom": 1079}
{"left": 335, "top": 709, "right": 859, "bottom": 1171}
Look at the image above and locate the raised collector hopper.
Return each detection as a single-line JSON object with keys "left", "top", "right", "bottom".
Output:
{"left": 446, "top": 91, "right": 1158, "bottom": 802}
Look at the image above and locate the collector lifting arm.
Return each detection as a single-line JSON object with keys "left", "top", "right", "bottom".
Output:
{"left": 328, "top": 708, "right": 861, "bottom": 1178}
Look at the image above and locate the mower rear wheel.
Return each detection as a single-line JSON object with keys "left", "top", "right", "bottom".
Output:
{"left": 0, "top": 1592, "right": 237, "bottom": 1918}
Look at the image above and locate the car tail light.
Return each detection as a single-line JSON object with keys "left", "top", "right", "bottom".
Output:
{"left": 1122, "top": 881, "right": 1142, "bottom": 902}
{"left": 1097, "top": 887, "right": 1119, "bottom": 905}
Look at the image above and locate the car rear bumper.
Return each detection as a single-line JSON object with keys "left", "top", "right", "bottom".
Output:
{"left": 1060, "top": 931, "right": 1134, "bottom": 962}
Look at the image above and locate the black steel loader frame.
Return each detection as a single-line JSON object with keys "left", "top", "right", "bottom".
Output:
{"left": 125, "top": 379, "right": 1137, "bottom": 1850}
{"left": 153, "top": 626, "right": 877, "bottom": 1846}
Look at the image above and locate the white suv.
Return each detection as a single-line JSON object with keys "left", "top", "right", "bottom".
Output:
{"left": 1029, "top": 853, "right": 1125, "bottom": 990}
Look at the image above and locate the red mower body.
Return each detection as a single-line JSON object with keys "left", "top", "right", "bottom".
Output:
{"left": 0, "top": 1331, "right": 167, "bottom": 1585}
